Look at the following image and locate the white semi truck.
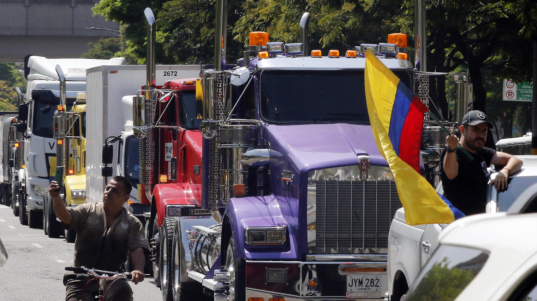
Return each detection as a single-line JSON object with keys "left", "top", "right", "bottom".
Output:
{"left": 0, "top": 112, "right": 19, "bottom": 207}
{"left": 16, "top": 56, "right": 125, "bottom": 228}
{"left": 85, "top": 65, "right": 199, "bottom": 220}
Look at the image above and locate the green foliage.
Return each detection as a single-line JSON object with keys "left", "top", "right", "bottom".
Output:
{"left": 91, "top": 0, "right": 536, "bottom": 137}
{"left": 406, "top": 258, "right": 475, "bottom": 301}
{"left": 82, "top": 38, "right": 122, "bottom": 60}
{"left": 0, "top": 63, "right": 26, "bottom": 111}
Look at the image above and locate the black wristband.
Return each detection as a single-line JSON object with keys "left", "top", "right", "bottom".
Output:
{"left": 447, "top": 147, "right": 456, "bottom": 153}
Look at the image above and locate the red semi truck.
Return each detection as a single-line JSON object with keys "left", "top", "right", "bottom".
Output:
{"left": 139, "top": 78, "right": 209, "bottom": 297}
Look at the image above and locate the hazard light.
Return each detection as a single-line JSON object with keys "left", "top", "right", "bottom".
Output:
{"left": 328, "top": 50, "right": 340, "bottom": 58}
{"left": 388, "top": 33, "right": 408, "bottom": 48}
{"left": 249, "top": 32, "right": 269, "bottom": 46}
{"left": 22, "top": 164, "right": 25, "bottom": 169}
{"left": 12, "top": 118, "right": 17, "bottom": 122}
{"left": 159, "top": 174, "right": 168, "bottom": 183}
{"left": 68, "top": 169, "right": 74, "bottom": 175}
{"left": 258, "top": 51, "right": 269, "bottom": 59}
{"left": 57, "top": 105, "right": 64, "bottom": 112}
{"left": 14, "top": 142, "right": 19, "bottom": 148}
{"left": 398, "top": 52, "right": 408, "bottom": 60}
{"left": 57, "top": 139, "right": 64, "bottom": 145}
{"left": 183, "top": 81, "right": 195, "bottom": 85}
{"left": 311, "top": 50, "right": 322, "bottom": 58}
{"left": 346, "top": 50, "right": 357, "bottom": 58}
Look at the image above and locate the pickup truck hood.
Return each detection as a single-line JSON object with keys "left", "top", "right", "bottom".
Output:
{"left": 265, "top": 123, "right": 387, "bottom": 172}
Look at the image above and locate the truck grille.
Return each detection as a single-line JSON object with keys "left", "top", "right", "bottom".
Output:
{"left": 312, "top": 180, "right": 401, "bottom": 254}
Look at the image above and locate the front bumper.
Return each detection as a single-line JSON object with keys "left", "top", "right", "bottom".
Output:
{"left": 26, "top": 177, "right": 48, "bottom": 210}
{"left": 245, "top": 259, "right": 388, "bottom": 300}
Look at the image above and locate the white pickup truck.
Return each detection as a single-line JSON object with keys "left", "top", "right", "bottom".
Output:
{"left": 387, "top": 155, "right": 537, "bottom": 301}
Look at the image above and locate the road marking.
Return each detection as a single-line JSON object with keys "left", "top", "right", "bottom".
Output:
{"left": 0, "top": 219, "right": 5, "bottom": 222}
{"left": 8, "top": 225, "right": 15, "bottom": 229}
{"left": 33, "top": 243, "right": 43, "bottom": 248}
{"left": 52, "top": 256, "right": 65, "bottom": 263}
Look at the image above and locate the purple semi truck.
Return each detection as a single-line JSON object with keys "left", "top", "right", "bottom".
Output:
{"left": 148, "top": 13, "right": 415, "bottom": 301}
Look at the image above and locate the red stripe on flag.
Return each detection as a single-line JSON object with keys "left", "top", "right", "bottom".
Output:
{"left": 399, "top": 96, "right": 425, "bottom": 173}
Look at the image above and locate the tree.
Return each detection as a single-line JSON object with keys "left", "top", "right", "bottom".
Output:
{"left": 406, "top": 258, "right": 476, "bottom": 301}
{"left": 0, "top": 63, "right": 27, "bottom": 111}
{"left": 82, "top": 38, "right": 121, "bottom": 60}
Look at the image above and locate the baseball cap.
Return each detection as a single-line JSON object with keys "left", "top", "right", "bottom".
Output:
{"left": 462, "top": 110, "right": 493, "bottom": 128}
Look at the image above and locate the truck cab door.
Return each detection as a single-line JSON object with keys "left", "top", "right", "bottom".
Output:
{"left": 419, "top": 223, "right": 442, "bottom": 267}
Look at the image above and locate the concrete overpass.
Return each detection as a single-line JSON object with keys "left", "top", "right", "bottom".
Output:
{"left": 0, "top": 0, "right": 119, "bottom": 62}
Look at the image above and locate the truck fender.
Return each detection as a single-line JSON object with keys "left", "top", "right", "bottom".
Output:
{"left": 224, "top": 196, "right": 298, "bottom": 260}
{"left": 387, "top": 215, "right": 425, "bottom": 295}
{"left": 153, "top": 183, "right": 199, "bottom": 227}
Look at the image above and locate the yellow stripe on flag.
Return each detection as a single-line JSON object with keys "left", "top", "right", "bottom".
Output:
{"left": 364, "top": 49, "right": 454, "bottom": 225}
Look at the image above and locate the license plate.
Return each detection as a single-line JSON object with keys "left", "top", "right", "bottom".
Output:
{"left": 347, "top": 275, "right": 381, "bottom": 298}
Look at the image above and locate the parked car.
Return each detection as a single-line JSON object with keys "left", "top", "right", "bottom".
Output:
{"left": 388, "top": 155, "right": 537, "bottom": 300}
{"left": 404, "top": 212, "right": 537, "bottom": 301}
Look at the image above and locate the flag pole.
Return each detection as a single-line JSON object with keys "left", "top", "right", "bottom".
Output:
{"left": 427, "top": 111, "right": 474, "bottom": 161}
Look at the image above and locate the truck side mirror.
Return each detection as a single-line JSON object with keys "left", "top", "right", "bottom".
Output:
{"left": 8, "top": 159, "right": 14, "bottom": 168}
{"left": 18, "top": 103, "right": 28, "bottom": 121}
{"left": 132, "top": 96, "right": 146, "bottom": 138}
{"left": 16, "top": 123, "right": 26, "bottom": 133}
{"left": 102, "top": 144, "right": 114, "bottom": 164}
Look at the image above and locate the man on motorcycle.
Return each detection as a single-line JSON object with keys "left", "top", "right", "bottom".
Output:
{"left": 50, "top": 176, "right": 149, "bottom": 301}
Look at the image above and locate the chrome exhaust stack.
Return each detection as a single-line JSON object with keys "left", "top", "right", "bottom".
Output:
{"left": 299, "top": 12, "right": 310, "bottom": 55}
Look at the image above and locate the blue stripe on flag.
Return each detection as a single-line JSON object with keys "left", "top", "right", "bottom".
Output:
{"left": 388, "top": 82, "right": 414, "bottom": 155}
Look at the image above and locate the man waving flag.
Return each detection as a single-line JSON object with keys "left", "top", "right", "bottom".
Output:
{"left": 364, "top": 49, "right": 464, "bottom": 225}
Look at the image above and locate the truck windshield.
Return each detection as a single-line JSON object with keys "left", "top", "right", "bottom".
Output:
{"left": 260, "top": 69, "right": 412, "bottom": 124}
{"left": 179, "top": 91, "right": 201, "bottom": 130}
{"left": 124, "top": 136, "right": 139, "bottom": 186}
{"left": 32, "top": 102, "right": 71, "bottom": 138}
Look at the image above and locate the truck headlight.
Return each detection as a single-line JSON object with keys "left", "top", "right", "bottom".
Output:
{"left": 245, "top": 226, "right": 287, "bottom": 246}
{"left": 71, "top": 189, "right": 86, "bottom": 199}
{"left": 31, "top": 184, "right": 46, "bottom": 197}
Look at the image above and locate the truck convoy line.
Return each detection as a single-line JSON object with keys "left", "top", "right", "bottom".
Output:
{"left": 0, "top": 8, "right": 490, "bottom": 301}
{"left": 15, "top": 56, "right": 126, "bottom": 230}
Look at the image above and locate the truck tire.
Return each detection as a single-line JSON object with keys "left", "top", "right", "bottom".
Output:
{"left": 19, "top": 192, "right": 28, "bottom": 225}
{"left": 43, "top": 195, "right": 48, "bottom": 235}
{"left": 65, "top": 228, "right": 76, "bottom": 243}
{"left": 4, "top": 187, "right": 12, "bottom": 207}
{"left": 152, "top": 220, "right": 161, "bottom": 287}
{"left": 224, "top": 237, "right": 245, "bottom": 301}
{"left": 28, "top": 209, "right": 43, "bottom": 229}
{"left": 160, "top": 217, "right": 176, "bottom": 301}
{"left": 171, "top": 222, "right": 204, "bottom": 301}
{"left": 12, "top": 191, "right": 19, "bottom": 216}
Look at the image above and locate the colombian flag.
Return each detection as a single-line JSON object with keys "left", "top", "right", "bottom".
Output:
{"left": 364, "top": 49, "right": 464, "bottom": 225}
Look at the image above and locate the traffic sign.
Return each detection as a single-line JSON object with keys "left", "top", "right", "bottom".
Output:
{"left": 503, "top": 79, "right": 533, "bottom": 102}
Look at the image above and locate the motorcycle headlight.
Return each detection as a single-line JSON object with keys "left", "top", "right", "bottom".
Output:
{"left": 31, "top": 184, "right": 46, "bottom": 197}
{"left": 245, "top": 226, "right": 287, "bottom": 246}
{"left": 71, "top": 189, "right": 86, "bottom": 199}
